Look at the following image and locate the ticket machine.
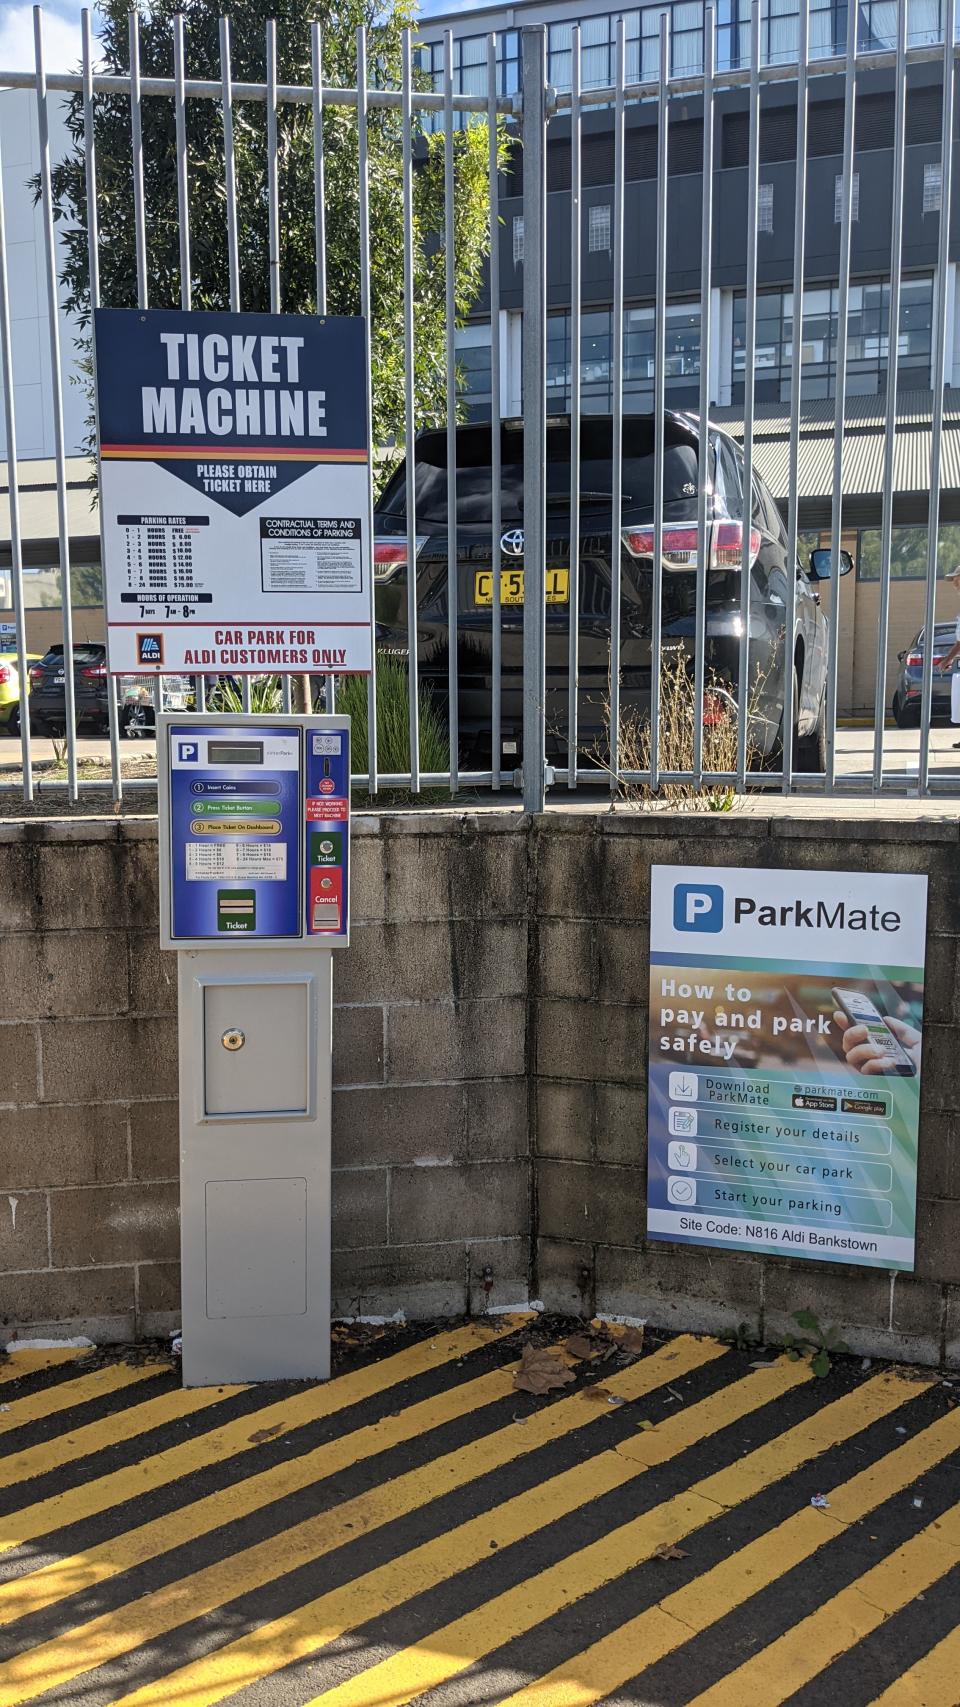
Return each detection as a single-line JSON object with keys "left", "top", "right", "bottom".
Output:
{"left": 157, "top": 713, "right": 350, "bottom": 1386}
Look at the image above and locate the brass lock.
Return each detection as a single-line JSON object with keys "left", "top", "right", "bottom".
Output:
{"left": 221, "top": 1028, "right": 245, "bottom": 1052}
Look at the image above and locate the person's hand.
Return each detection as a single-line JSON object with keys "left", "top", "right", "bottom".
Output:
{"left": 833, "top": 1012, "right": 921, "bottom": 1075}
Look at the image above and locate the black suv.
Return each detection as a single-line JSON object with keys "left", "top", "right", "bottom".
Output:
{"left": 373, "top": 413, "right": 846, "bottom": 772}
{"left": 28, "top": 644, "right": 112, "bottom": 736}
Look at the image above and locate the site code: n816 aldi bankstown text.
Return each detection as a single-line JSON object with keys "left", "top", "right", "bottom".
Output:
{"left": 646, "top": 865, "right": 928, "bottom": 1272}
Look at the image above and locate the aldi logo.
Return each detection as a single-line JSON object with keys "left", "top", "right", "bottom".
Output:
{"left": 136, "top": 632, "right": 164, "bottom": 666}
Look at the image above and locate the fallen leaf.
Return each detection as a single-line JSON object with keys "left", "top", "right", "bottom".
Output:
{"left": 654, "top": 1543, "right": 688, "bottom": 1561}
{"left": 619, "top": 1326, "right": 645, "bottom": 1355}
{"left": 248, "top": 1424, "right": 283, "bottom": 1444}
{"left": 636, "top": 1418, "right": 656, "bottom": 1431}
{"left": 583, "top": 1385, "right": 614, "bottom": 1403}
{"left": 564, "top": 1334, "right": 597, "bottom": 1361}
{"left": 513, "top": 1343, "right": 577, "bottom": 1396}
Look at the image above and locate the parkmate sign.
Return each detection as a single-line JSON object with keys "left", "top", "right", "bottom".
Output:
{"left": 94, "top": 308, "right": 372, "bottom": 676}
{"left": 647, "top": 865, "right": 928, "bottom": 1272}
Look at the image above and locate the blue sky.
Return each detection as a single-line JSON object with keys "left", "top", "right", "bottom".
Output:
{"left": 0, "top": 0, "right": 488, "bottom": 72}
{"left": 0, "top": 1, "right": 88, "bottom": 71}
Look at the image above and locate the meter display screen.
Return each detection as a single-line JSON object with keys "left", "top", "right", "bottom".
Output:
{"left": 206, "top": 740, "right": 265, "bottom": 766}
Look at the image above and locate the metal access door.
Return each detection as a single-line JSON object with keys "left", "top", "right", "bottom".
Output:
{"left": 177, "top": 950, "right": 333, "bottom": 1385}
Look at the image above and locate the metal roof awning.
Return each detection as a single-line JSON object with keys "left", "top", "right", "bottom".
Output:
{"left": 0, "top": 456, "right": 100, "bottom": 565}
{"left": 711, "top": 389, "right": 960, "bottom": 527}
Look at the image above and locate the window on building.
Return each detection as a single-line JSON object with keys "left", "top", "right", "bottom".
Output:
{"left": 414, "top": 31, "right": 520, "bottom": 130}
{"left": 546, "top": 302, "right": 701, "bottom": 415}
{"left": 588, "top": 204, "right": 612, "bottom": 252}
{"left": 856, "top": 523, "right": 960, "bottom": 579}
{"left": 455, "top": 325, "right": 494, "bottom": 421}
{"left": 513, "top": 216, "right": 525, "bottom": 265}
{"left": 732, "top": 275, "right": 934, "bottom": 401}
{"left": 835, "top": 171, "right": 860, "bottom": 222}
{"left": 758, "top": 182, "right": 774, "bottom": 233}
{"left": 923, "top": 161, "right": 943, "bottom": 213}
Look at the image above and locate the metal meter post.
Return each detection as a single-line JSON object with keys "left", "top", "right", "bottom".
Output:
{"left": 158, "top": 712, "right": 350, "bottom": 1386}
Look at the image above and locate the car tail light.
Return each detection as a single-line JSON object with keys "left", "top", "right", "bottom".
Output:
{"left": 621, "top": 520, "right": 761, "bottom": 571}
{"left": 904, "top": 651, "right": 943, "bottom": 668}
{"left": 702, "top": 690, "right": 728, "bottom": 726}
{"left": 711, "top": 520, "right": 762, "bottom": 569}
{"left": 81, "top": 664, "right": 107, "bottom": 678}
{"left": 0, "top": 665, "right": 10, "bottom": 686}
{"left": 28, "top": 664, "right": 44, "bottom": 684}
{"left": 374, "top": 536, "right": 428, "bottom": 582}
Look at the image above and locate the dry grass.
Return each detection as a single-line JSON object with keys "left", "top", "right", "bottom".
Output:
{"left": 603, "top": 647, "right": 766, "bottom": 812}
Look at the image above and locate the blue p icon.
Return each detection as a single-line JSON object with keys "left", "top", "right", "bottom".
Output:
{"left": 178, "top": 741, "right": 198, "bottom": 761}
{"left": 674, "top": 883, "right": 723, "bottom": 933}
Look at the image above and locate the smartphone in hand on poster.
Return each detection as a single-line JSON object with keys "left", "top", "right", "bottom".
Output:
{"left": 831, "top": 987, "right": 918, "bottom": 1077}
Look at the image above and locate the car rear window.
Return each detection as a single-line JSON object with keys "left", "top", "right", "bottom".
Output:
{"left": 377, "top": 418, "right": 707, "bottom": 526}
{"left": 41, "top": 645, "right": 104, "bottom": 667}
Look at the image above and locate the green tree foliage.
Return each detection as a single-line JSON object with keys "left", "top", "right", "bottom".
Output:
{"left": 48, "top": 0, "right": 508, "bottom": 452}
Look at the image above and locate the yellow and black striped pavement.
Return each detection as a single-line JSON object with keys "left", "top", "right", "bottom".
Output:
{"left": 0, "top": 1318, "right": 958, "bottom": 1707}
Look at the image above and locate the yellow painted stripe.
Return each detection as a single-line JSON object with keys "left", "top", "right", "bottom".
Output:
{"left": 0, "top": 1382, "right": 240, "bottom": 1493}
{"left": 104, "top": 1357, "right": 810, "bottom": 1707}
{"left": 868, "top": 1627, "right": 960, "bottom": 1706}
{"left": 0, "top": 1350, "right": 86, "bottom": 1384}
{"left": 0, "top": 1363, "right": 163, "bottom": 1432}
{"left": 497, "top": 1397, "right": 960, "bottom": 1705}
{"left": 0, "top": 1320, "right": 515, "bottom": 1553}
{"left": 291, "top": 1370, "right": 922, "bottom": 1707}
{"left": 689, "top": 1501, "right": 960, "bottom": 1707}
{"left": 0, "top": 1337, "right": 721, "bottom": 1637}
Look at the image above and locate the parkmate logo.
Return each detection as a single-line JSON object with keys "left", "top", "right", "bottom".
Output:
{"left": 673, "top": 883, "right": 902, "bottom": 934}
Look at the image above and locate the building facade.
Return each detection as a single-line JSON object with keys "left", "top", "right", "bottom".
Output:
{"left": 417, "top": 0, "right": 960, "bottom": 710}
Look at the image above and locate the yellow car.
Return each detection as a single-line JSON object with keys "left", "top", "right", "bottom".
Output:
{"left": 0, "top": 648, "right": 41, "bottom": 736}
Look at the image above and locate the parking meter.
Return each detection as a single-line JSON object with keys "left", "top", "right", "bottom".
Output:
{"left": 158, "top": 713, "right": 350, "bottom": 1385}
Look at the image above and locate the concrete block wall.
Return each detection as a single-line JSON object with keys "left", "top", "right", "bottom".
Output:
{"left": 0, "top": 815, "right": 530, "bottom": 1342}
{"left": 0, "top": 809, "right": 958, "bottom": 1364}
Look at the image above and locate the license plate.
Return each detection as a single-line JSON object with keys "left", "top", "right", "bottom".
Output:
{"left": 475, "top": 568, "right": 569, "bottom": 606}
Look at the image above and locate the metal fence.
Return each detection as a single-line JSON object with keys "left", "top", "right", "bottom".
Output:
{"left": 0, "top": 4, "right": 958, "bottom": 808}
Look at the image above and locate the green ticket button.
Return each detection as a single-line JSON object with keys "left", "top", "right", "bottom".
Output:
{"left": 191, "top": 800, "right": 281, "bottom": 817}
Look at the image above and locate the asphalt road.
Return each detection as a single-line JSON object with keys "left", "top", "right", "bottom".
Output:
{"left": 0, "top": 1324, "right": 957, "bottom": 1707}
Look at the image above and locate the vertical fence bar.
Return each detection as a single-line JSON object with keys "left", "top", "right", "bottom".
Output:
{"left": 872, "top": 0, "right": 907, "bottom": 792}
{"left": 312, "top": 22, "right": 335, "bottom": 720}
{"left": 35, "top": 5, "right": 78, "bottom": 799}
{"left": 443, "top": 30, "right": 460, "bottom": 794}
{"left": 0, "top": 135, "right": 33, "bottom": 799}
{"left": 488, "top": 32, "right": 503, "bottom": 790}
{"left": 824, "top": 0, "right": 857, "bottom": 791}
{"left": 919, "top": 0, "right": 956, "bottom": 794}
{"left": 312, "top": 22, "right": 327, "bottom": 315}
{"left": 783, "top": 0, "right": 809, "bottom": 792}
{"left": 649, "top": 14, "right": 668, "bottom": 791}
{"left": 84, "top": 6, "right": 123, "bottom": 800}
{"left": 609, "top": 19, "right": 626, "bottom": 790}
{"left": 736, "top": 0, "right": 760, "bottom": 787}
{"left": 567, "top": 26, "right": 582, "bottom": 789}
{"left": 219, "top": 15, "right": 250, "bottom": 718}
{"left": 174, "top": 14, "right": 190, "bottom": 311}
{"left": 129, "top": 10, "right": 148, "bottom": 310}
{"left": 266, "top": 19, "right": 280, "bottom": 313}
{"left": 401, "top": 29, "right": 420, "bottom": 790}
{"left": 357, "top": 25, "right": 378, "bottom": 790}
{"left": 693, "top": 8, "right": 714, "bottom": 790}
{"left": 521, "top": 26, "right": 547, "bottom": 813}
{"left": 267, "top": 19, "right": 292, "bottom": 718}
{"left": 220, "top": 15, "right": 241, "bottom": 311}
